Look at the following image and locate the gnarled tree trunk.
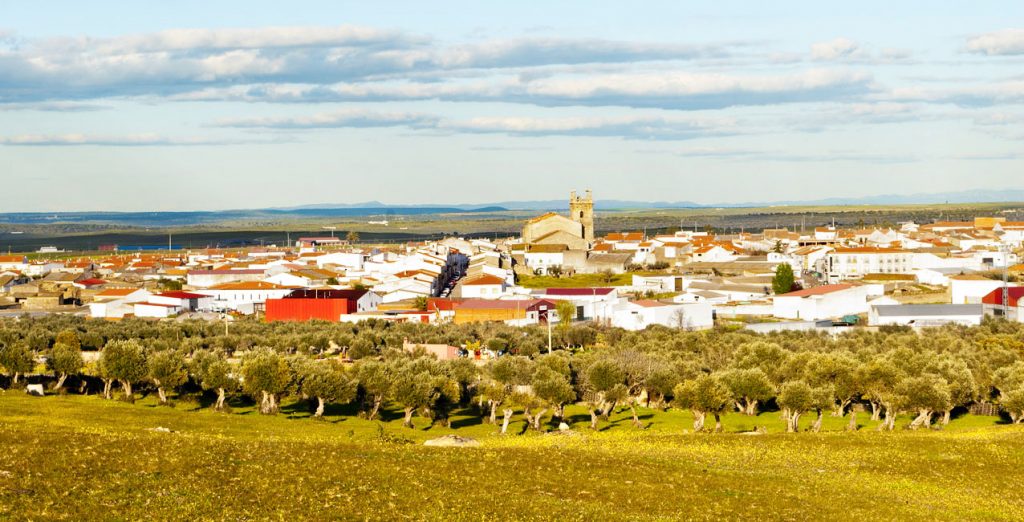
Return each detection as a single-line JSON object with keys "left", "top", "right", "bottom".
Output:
{"left": 403, "top": 407, "right": 415, "bottom": 428}
{"left": 941, "top": 409, "right": 951, "bottom": 425}
{"left": 629, "top": 404, "right": 643, "bottom": 428}
{"left": 315, "top": 397, "right": 326, "bottom": 418}
{"left": 870, "top": 401, "right": 881, "bottom": 421}
{"left": 102, "top": 378, "right": 113, "bottom": 399}
{"left": 846, "top": 410, "right": 858, "bottom": 431}
{"left": 488, "top": 401, "right": 498, "bottom": 425}
{"left": 811, "top": 410, "right": 823, "bottom": 432}
{"left": 744, "top": 399, "right": 759, "bottom": 416}
{"left": 215, "top": 387, "right": 227, "bottom": 411}
{"left": 121, "top": 380, "right": 134, "bottom": 402}
{"left": 589, "top": 408, "right": 600, "bottom": 430}
{"left": 692, "top": 411, "right": 706, "bottom": 432}
{"left": 54, "top": 372, "right": 68, "bottom": 391}
{"left": 501, "top": 408, "right": 514, "bottom": 434}
{"left": 368, "top": 395, "right": 382, "bottom": 420}
{"left": 787, "top": 412, "right": 801, "bottom": 432}
{"left": 909, "top": 409, "right": 932, "bottom": 430}
{"left": 533, "top": 408, "right": 548, "bottom": 431}
{"left": 713, "top": 413, "right": 722, "bottom": 433}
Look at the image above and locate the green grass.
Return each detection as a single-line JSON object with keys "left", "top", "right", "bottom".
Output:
{"left": 518, "top": 273, "right": 637, "bottom": 288}
{"left": 2, "top": 393, "right": 1024, "bottom": 520}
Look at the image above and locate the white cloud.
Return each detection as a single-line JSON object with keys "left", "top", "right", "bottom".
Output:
{"left": 0, "top": 133, "right": 273, "bottom": 146}
{"left": 966, "top": 29, "right": 1024, "bottom": 56}
{"left": 811, "top": 38, "right": 860, "bottom": 60}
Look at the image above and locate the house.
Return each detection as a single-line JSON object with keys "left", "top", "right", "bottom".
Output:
{"left": 869, "top": 304, "right": 985, "bottom": 327}
{"left": 772, "top": 284, "right": 875, "bottom": 321}
{"left": 149, "top": 291, "right": 214, "bottom": 312}
{"left": 0, "top": 255, "right": 28, "bottom": 272}
{"left": 534, "top": 287, "right": 620, "bottom": 322}
{"left": 950, "top": 275, "right": 1011, "bottom": 304}
{"left": 187, "top": 269, "right": 266, "bottom": 288}
{"left": 403, "top": 339, "right": 461, "bottom": 361}
{"left": 265, "top": 288, "right": 382, "bottom": 321}
{"left": 824, "top": 247, "right": 913, "bottom": 283}
{"left": 981, "top": 287, "right": 1024, "bottom": 322}
{"left": 198, "top": 281, "right": 296, "bottom": 314}
{"left": 458, "top": 274, "right": 508, "bottom": 299}
{"left": 610, "top": 300, "right": 713, "bottom": 331}
{"left": 89, "top": 287, "right": 152, "bottom": 319}
{"left": 452, "top": 299, "right": 555, "bottom": 325}
{"left": 523, "top": 244, "right": 568, "bottom": 275}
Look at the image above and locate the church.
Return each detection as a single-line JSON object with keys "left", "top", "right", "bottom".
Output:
{"left": 521, "top": 190, "right": 594, "bottom": 251}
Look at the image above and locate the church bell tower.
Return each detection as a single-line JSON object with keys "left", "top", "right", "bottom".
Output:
{"left": 569, "top": 190, "right": 594, "bottom": 244}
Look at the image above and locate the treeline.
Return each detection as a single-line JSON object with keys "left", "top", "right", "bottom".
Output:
{"left": 1, "top": 316, "right": 1024, "bottom": 432}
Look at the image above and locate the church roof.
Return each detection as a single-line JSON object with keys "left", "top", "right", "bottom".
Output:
{"left": 527, "top": 212, "right": 562, "bottom": 224}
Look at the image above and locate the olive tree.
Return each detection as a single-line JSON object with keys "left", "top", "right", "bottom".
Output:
{"left": 299, "top": 360, "right": 358, "bottom": 418}
{"left": 0, "top": 341, "right": 34, "bottom": 387}
{"left": 355, "top": 360, "right": 391, "bottom": 420}
{"left": 898, "top": 374, "right": 951, "bottom": 430}
{"left": 580, "top": 358, "right": 627, "bottom": 430}
{"left": 48, "top": 341, "right": 84, "bottom": 391}
{"left": 777, "top": 381, "right": 814, "bottom": 433}
{"left": 148, "top": 350, "right": 188, "bottom": 405}
{"left": 1002, "top": 388, "right": 1024, "bottom": 424}
{"left": 527, "top": 365, "right": 575, "bottom": 430}
{"left": 241, "top": 348, "right": 292, "bottom": 414}
{"left": 720, "top": 368, "right": 774, "bottom": 416}
{"left": 672, "top": 374, "right": 731, "bottom": 432}
{"left": 192, "top": 350, "right": 237, "bottom": 412}
{"left": 101, "top": 339, "right": 148, "bottom": 401}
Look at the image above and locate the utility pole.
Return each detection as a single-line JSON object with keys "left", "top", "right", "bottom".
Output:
{"left": 547, "top": 311, "right": 552, "bottom": 354}
{"left": 1002, "top": 243, "right": 1010, "bottom": 317}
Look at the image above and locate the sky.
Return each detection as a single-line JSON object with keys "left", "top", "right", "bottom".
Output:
{"left": 2, "top": 1, "right": 1024, "bottom": 211}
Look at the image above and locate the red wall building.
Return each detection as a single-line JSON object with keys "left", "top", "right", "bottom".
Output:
{"left": 265, "top": 298, "right": 350, "bottom": 322}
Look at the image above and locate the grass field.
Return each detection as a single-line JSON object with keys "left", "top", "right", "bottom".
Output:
{"left": 2, "top": 392, "right": 1023, "bottom": 520}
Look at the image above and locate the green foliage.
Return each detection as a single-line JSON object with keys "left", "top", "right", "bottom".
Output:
{"left": 0, "top": 341, "right": 34, "bottom": 384}
{"left": 148, "top": 350, "right": 189, "bottom": 404}
{"left": 241, "top": 348, "right": 292, "bottom": 414}
{"left": 672, "top": 374, "right": 732, "bottom": 431}
{"left": 772, "top": 263, "right": 796, "bottom": 295}
{"left": 101, "top": 339, "right": 148, "bottom": 400}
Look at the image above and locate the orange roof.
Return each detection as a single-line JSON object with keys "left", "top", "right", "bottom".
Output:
{"left": 527, "top": 212, "right": 561, "bottom": 224}
{"left": 462, "top": 274, "right": 505, "bottom": 286}
{"left": 96, "top": 288, "right": 143, "bottom": 297}
{"left": 209, "top": 281, "right": 294, "bottom": 291}
{"left": 605, "top": 232, "right": 644, "bottom": 241}
{"left": 0, "top": 255, "right": 27, "bottom": 263}
{"left": 832, "top": 247, "right": 906, "bottom": 254}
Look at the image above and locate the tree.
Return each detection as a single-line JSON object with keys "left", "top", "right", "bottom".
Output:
{"left": 54, "top": 329, "right": 82, "bottom": 350}
{"left": 772, "top": 263, "right": 796, "bottom": 295}
{"left": 777, "top": 381, "right": 814, "bottom": 432}
{"left": 241, "top": 348, "right": 292, "bottom": 414}
{"left": 1001, "top": 388, "right": 1024, "bottom": 424}
{"left": 720, "top": 368, "right": 774, "bottom": 416}
{"left": 299, "top": 360, "right": 358, "bottom": 418}
{"left": 49, "top": 341, "right": 84, "bottom": 391}
{"left": 555, "top": 300, "right": 576, "bottom": 347}
{"left": 388, "top": 358, "right": 458, "bottom": 429}
{"left": 148, "top": 350, "right": 188, "bottom": 405}
{"left": 192, "top": 350, "right": 237, "bottom": 412}
{"left": 483, "top": 356, "right": 534, "bottom": 434}
{"left": 346, "top": 231, "right": 360, "bottom": 243}
{"left": 0, "top": 341, "right": 35, "bottom": 387}
{"left": 355, "top": 360, "right": 391, "bottom": 420}
{"left": 898, "top": 374, "right": 951, "bottom": 430}
{"left": 672, "top": 374, "right": 732, "bottom": 432}
{"left": 857, "top": 358, "right": 903, "bottom": 429}
{"left": 101, "top": 340, "right": 148, "bottom": 401}
{"left": 581, "top": 358, "right": 627, "bottom": 430}
{"left": 528, "top": 366, "right": 575, "bottom": 430}
{"left": 413, "top": 296, "right": 429, "bottom": 312}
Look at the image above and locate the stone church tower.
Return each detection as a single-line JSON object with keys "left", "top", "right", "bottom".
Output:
{"left": 569, "top": 190, "right": 594, "bottom": 244}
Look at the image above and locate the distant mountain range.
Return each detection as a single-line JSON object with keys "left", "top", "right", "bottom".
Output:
{"left": 278, "top": 189, "right": 1024, "bottom": 211}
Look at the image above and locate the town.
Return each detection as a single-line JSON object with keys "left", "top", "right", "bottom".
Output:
{"left": 1, "top": 191, "right": 1020, "bottom": 337}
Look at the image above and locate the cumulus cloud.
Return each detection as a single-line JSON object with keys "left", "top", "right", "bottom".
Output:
{"left": 183, "top": 68, "right": 872, "bottom": 110}
{"left": 887, "top": 80, "right": 1024, "bottom": 106}
{"left": 0, "top": 26, "right": 742, "bottom": 103}
{"left": 675, "top": 146, "right": 915, "bottom": 163}
{"left": 966, "top": 29, "right": 1024, "bottom": 56}
{"left": 216, "top": 109, "right": 441, "bottom": 130}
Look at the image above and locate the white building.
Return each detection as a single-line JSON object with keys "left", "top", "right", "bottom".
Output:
{"left": 869, "top": 304, "right": 984, "bottom": 327}
{"left": 950, "top": 275, "right": 1011, "bottom": 304}
{"left": 825, "top": 247, "right": 913, "bottom": 283}
{"left": 772, "top": 284, "right": 875, "bottom": 321}
{"left": 198, "top": 281, "right": 295, "bottom": 314}
{"left": 610, "top": 300, "right": 713, "bottom": 330}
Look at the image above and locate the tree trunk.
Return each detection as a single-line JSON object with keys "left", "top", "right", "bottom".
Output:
{"left": 216, "top": 388, "right": 226, "bottom": 411}
{"left": 368, "top": 396, "right": 382, "bottom": 420}
{"left": 156, "top": 386, "right": 168, "bottom": 405}
{"left": 787, "top": 412, "right": 801, "bottom": 433}
{"left": 811, "top": 410, "right": 823, "bottom": 432}
{"left": 833, "top": 399, "right": 851, "bottom": 417}
{"left": 713, "top": 413, "right": 722, "bottom": 433}
{"left": 589, "top": 409, "right": 599, "bottom": 430}
{"left": 941, "top": 409, "right": 951, "bottom": 425}
{"left": 489, "top": 401, "right": 498, "bottom": 425}
{"left": 781, "top": 407, "right": 791, "bottom": 423}
{"left": 533, "top": 408, "right": 548, "bottom": 431}
{"left": 846, "top": 410, "right": 858, "bottom": 431}
{"left": 909, "top": 409, "right": 931, "bottom": 430}
{"left": 629, "top": 404, "right": 642, "bottom": 428}
{"left": 403, "top": 407, "right": 415, "bottom": 428}
{"left": 744, "top": 399, "right": 758, "bottom": 416}
{"left": 121, "top": 380, "right": 133, "bottom": 402}
{"left": 693, "top": 411, "right": 706, "bottom": 432}
{"left": 315, "top": 397, "right": 326, "bottom": 418}
{"left": 78, "top": 379, "right": 88, "bottom": 395}
{"left": 12, "top": 372, "right": 19, "bottom": 384}
{"left": 102, "top": 378, "right": 113, "bottom": 399}
{"left": 602, "top": 400, "right": 617, "bottom": 420}
{"left": 54, "top": 372, "right": 68, "bottom": 391}
{"left": 870, "top": 401, "right": 881, "bottom": 421}
{"left": 881, "top": 405, "right": 895, "bottom": 431}
{"left": 501, "top": 408, "right": 513, "bottom": 434}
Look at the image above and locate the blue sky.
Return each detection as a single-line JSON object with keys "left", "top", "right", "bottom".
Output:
{"left": 2, "top": 1, "right": 1023, "bottom": 211}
